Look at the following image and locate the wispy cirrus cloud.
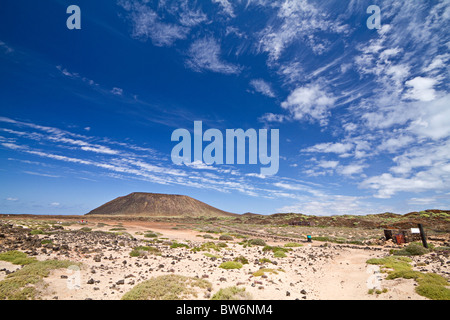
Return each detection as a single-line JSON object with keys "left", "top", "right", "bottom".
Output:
{"left": 256, "top": 0, "right": 349, "bottom": 62}
{"left": 185, "top": 37, "right": 242, "bottom": 75}
{"left": 118, "top": 0, "right": 190, "bottom": 46}
{"left": 249, "top": 79, "right": 275, "bottom": 98}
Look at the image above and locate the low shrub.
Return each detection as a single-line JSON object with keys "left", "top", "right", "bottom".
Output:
{"left": 121, "top": 275, "right": 212, "bottom": 300}
{"left": 219, "top": 261, "right": 243, "bottom": 270}
{"left": 248, "top": 239, "right": 266, "bottom": 246}
{"left": 252, "top": 268, "right": 284, "bottom": 277}
{"left": 367, "top": 255, "right": 450, "bottom": 300}
{"left": 284, "top": 243, "right": 303, "bottom": 247}
{"left": 203, "top": 253, "right": 221, "bottom": 259}
{"left": 0, "top": 250, "right": 37, "bottom": 265}
{"left": 211, "top": 286, "right": 252, "bottom": 300}
{"left": 130, "top": 246, "right": 160, "bottom": 257}
{"left": 219, "top": 235, "right": 233, "bottom": 241}
{"left": 273, "top": 250, "right": 287, "bottom": 258}
{"left": 259, "top": 258, "right": 272, "bottom": 264}
{"left": 0, "top": 258, "right": 79, "bottom": 300}
{"left": 170, "top": 242, "right": 189, "bottom": 249}
{"left": 144, "top": 232, "right": 158, "bottom": 238}
{"left": 233, "top": 256, "right": 249, "bottom": 264}
{"left": 392, "top": 243, "right": 429, "bottom": 256}
{"left": 191, "top": 242, "right": 227, "bottom": 252}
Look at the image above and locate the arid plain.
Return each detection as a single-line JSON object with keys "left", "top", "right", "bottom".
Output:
{"left": 1, "top": 209, "right": 449, "bottom": 300}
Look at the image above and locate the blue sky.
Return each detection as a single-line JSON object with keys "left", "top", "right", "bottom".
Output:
{"left": 0, "top": 0, "right": 449, "bottom": 215}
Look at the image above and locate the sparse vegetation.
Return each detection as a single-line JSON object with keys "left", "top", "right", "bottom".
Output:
{"left": 109, "top": 227, "right": 127, "bottom": 231}
{"left": 367, "top": 255, "right": 450, "bottom": 300}
{"left": 170, "top": 242, "right": 189, "bottom": 249}
{"left": 233, "top": 255, "right": 249, "bottom": 264}
{"left": 0, "top": 254, "right": 79, "bottom": 300}
{"left": 259, "top": 258, "right": 273, "bottom": 264}
{"left": 203, "top": 253, "right": 221, "bottom": 259}
{"left": 144, "top": 231, "right": 158, "bottom": 238}
{"left": 191, "top": 242, "right": 227, "bottom": 252}
{"left": 240, "top": 238, "right": 266, "bottom": 247}
{"left": 391, "top": 243, "right": 430, "bottom": 256}
{"left": 252, "top": 268, "right": 284, "bottom": 277}
{"left": 211, "top": 286, "right": 252, "bottom": 300}
{"left": 263, "top": 245, "right": 290, "bottom": 258}
{"left": 219, "top": 234, "right": 233, "bottom": 241}
{"left": 219, "top": 261, "right": 243, "bottom": 269}
{"left": 0, "top": 250, "right": 37, "bottom": 265}
{"left": 284, "top": 242, "right": 303, "bottom": 247}
{"left": 130, "top": 245, "right": 161, "bottom": 257}
{"left": 121, "top": 275, "right": 212, "bottom": 300}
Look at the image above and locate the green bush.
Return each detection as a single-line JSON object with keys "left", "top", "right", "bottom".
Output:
{"left": 233, "top": 256, "right": 249, "bottom": 264}
{"left": 219, "top": 235, "right": 233, "bottom": 241}
{"left": 367, "top": 256, "right": 450, "bottom": 300}
{"left": 130, "top": 246, "right": 160, "bottom": 257}
{"left": 211, "top": 286, "right": 252, "bottom": 300}
{"left": 415, "top": 283, "right": 450, "bottom": 300}
{"left": 191, "top": 242, "right": 227, "bottom": 252}
{"left": 0, "top": 259, "right": 79, "bottom": 300}
{"left": 144, "top": 232, "right": 158, "bottom": 238}
{"left": 121, "top": 275, "right": 212, "bottom": 300}
{"left": 252, "top": 268, "right": 284, "bottom": 277}
{"left": 170, "top": 242, "right": 189, "bottom": 249}
{"left": 203, "top": 253, "right": 221, "bottom": 259}
{"left": 219, "top": 261, "right": 243, "bottom": 270}
{"left": 0, "top": 251, "right": 37, "bottom": 265}
{"left": 273, "top": 250, "right": 287, "bottom": 258}
{"left": 248, "top": 239, "right": 266, "bottom": 246}
{"left": 392, "top": 243, "right": 429, "bottom": 256}
{"left": 284, "top": 243, "right": 303, "bottom": 247}
{"left": 311, "top": 236, "right": 331, "bottom": 242}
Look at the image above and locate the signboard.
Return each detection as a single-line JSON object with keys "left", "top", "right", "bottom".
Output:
{"left": 411, "top": 228, "right": 420, "bottom": 234}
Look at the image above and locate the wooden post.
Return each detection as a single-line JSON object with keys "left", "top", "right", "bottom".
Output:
{"left": 417, "top": 224, "right": 428, "bottom": 249}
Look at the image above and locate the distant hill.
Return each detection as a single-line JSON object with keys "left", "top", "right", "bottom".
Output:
{"left": 85, "top": 192, "right": 236, "bottom": 217}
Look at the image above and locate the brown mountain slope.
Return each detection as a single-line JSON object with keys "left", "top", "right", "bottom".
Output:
{"left": 85, "top": 192, "right": 236, "bottom": 217}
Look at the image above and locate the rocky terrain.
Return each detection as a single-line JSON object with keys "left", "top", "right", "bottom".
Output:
{"left": 0, "top": 216, "right": 449, "bottom": 300}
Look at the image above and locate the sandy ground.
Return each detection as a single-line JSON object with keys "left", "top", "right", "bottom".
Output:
{"left": 1, "top": 220, "right": 424, "bottom": 300}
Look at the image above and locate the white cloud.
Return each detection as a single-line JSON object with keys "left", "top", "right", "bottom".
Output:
{"left": 336, "top": 163, "right": 366, "bottom": 176}
{"left": 212, "top": 0, "right": 235, "bottom": 17}
{"left": 0, "top": 40, "right": 14, "bottom": 54}
{"left": 404, "top": 76, "right": 438, "bottom": 101}
{"left": 361, "top": 172, "right": 446, "bottom": 199}
{"left": 276, "top": 194, "right": 372, "bottom": 216}
{"left": 118, "top": 0, "right": 189, "bottom": 46}
{"left": 249, "top": 79, "right": 275, "bottom": 97}
{"left": 281, "top": 84, "right": 336, "bottom": 126}
{"left": 23, "top": 171, "right": 61, "bottom": 178}
{"left": 377, "top": 135, "right": 415, "bottom": 153}
{"left": 317, "top": 160, "right": 339, "bottom": 169}
{"left": 185, "top": 37, "right": 241, "bottom": 74}
{"left": 257, "top": 0, "right": 348, "bottom": 61}
{"left": 407, "top": 94, "right": 450, "bottom": 140}
{"left": 6, "top": 197, "right": 18, "bottom": 201}
{"left": 80, "top": 146, "right": 119, "bottom": 155}
{"left": 258, "top": 113, "right": 287, "bottom": 123}
{"left": 111, "top": 87, "right": 124, "bottom": 96}
{"left": 423, "top": 53, "right": 450, "bottom": 74}
{"left": 302, "top": 142, "right": 353, "bottom": 154}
